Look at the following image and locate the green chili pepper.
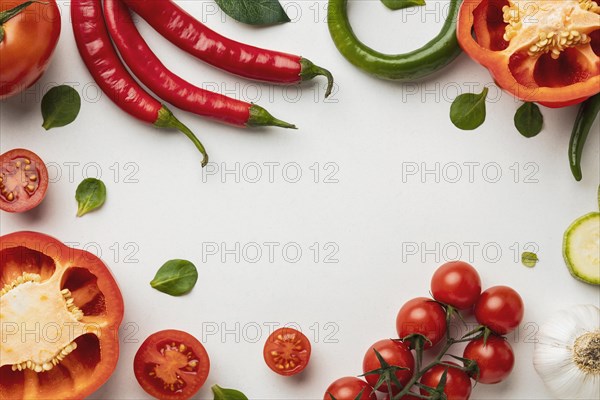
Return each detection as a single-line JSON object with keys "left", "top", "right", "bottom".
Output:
{"left": 327, "top": 0, "right": 463, "bottom": 80}
{"left": 569, "top": 94, "right": 600, "bottom": 181}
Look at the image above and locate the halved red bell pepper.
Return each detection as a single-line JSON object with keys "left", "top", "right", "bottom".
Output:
{"left": 0, "top": 231, "right": 124, "bottom": 399}
{"left": 457, "top": 0, "right": 600, "bottom": 108}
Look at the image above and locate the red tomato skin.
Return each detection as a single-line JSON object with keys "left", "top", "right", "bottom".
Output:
{"left": 362, "top": 339, "right": 415, "bottom": 393}
{"left": 133, "top": 330, "right": 210, "bottom": 400}
{"left": 474, "top": 286, "right": 524, "bottom": 335}
{"left": 0, "top": 0, "right": 61, "bottom": 99}
{"left": 0, "top": 148, "right": 49, "bottom": 213}
{"left": 263, "top": 327, "right": 311, "bottom": 376}
{"left": 396, "top": 297, "right": 447, "bottom": 348}
{"left": 420, "top": 363, "right": 472, "bottom": 400}
{"left": 324, "top": 377, "right": 376, "bottom": 400}
{"left": 431, "top": 261, "right": 482, "bottom": 309}
{"left": 463, "top": 335, "right": 515, "bottom": 384}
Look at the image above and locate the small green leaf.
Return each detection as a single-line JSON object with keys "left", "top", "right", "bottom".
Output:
{"left": 514, "top": 102, "right": 543, "bottom": 138}
{"left": 214, "top": 0, "right": 290, "bottom": 25}
{"left": 75, "top": 178, "right": 106, "bottom": 217}
{"left": 0, "top": 26, "right": 5, "bottom": 43}
{"left": 450, "top": 87, "right": 488, "bottom": 130}
{"left": 212, "top": 385, "right": 249, "bottom": 400}
{"left": 150, "top": 259, "right": 198, "bottom": 296}
{"left": 381, "top": 0, "right": 425, "bottom": 10}
{"left": 521, "top": 251, "right": 539, "bottom": 268}
{"left": 41, "top": 85, "right": 81, "bottom": 130}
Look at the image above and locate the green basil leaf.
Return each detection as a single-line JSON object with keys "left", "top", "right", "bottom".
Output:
{"left": 212, "top": 385, "right": 249, "bottom": 400}
{"left": 514, "top": 102, "right": 543, "bottom": 138}
{"left": 381, "top": 0, "right": 425, "bottom": 10}
{"left": 150, "top": 259, "right": 198, "bottom": 296}
{"left": 75, "top": 178, "right": 106, "bottom": 217}
{"left": 450, "top": 87, "right": 488, "bottom": 130}
{"left": 41, "top": 85, "right": 81, "bottom": 130}
{"left": 521, "top": 252, "right": 539, "bottom": 268}
{"left": 214, "top": 0, "right": 290, "bottom": 25}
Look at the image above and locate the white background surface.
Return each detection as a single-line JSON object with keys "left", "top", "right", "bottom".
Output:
{"left": 1, "top": 0, "right": 599, "bottom": 399}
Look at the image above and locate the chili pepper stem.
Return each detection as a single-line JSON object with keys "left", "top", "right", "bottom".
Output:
{"left": 247, "top": 105, "right": 297, "bottom": 129}
{"left": 300, "top": 58, "right": 334, "bottom": 98}
{"left": 155, "top": 106, "right": 209, "bottom": 167}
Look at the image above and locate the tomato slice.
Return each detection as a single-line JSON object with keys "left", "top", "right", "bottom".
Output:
{"left": 263, "top": 327, "right": 311, "bottom": 376}
{"left": 134, "top": 330, "right": 210, "bottom": 400}
{"left": 0, "top": 231, "right": 124, "bottom": 400}
{"left": 0, "top": 149, "right": 48, "bottom": 213}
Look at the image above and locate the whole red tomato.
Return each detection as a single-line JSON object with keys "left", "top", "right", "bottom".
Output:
{"left": 463, "top": 335, "right": 514, "bottom": 384}
{"left": 324, "top": 377, "right": 376, "bottom": 400}
{"left": 362, "top": 339, "right": 415, "bottom": 393}
{"left": 396, "top": 297, "right": 447, "bottom": 348}
{"left": 420, "top": 362, "right": 472, "bottom": 400}
{"left": 474, "top": 286, "right": 524, "bottom": 335}
{"left": 0, "top": 0, "right": 61, "bottom": 99}
{"left": 431, "top": 261, "right": 481, "bottom": 309}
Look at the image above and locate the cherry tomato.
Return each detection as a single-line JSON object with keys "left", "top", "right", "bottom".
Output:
{"left": 474, "top": 286, "right": 524, "bottom": 334}
{"left": 420, "top": 362, "right": 472, "bottom": 400}
{"left": 133, "top": 330, "right": 210, "bottom": 400}
{"left": 463, "top": 335, "right": 515, "bottom": 384}
{"left": 263, "top": 327, "right": 311, "bottom": 376}
{"left": 362, "top": 339, "right": 415, "bottom": 393}
{"left": 431, "top": 261, "right": 482, "bottom": 309}
{"left": 396, "top": 297, "right": 447, "bottom": 348}
{"left": 324, "top": 377, "right": 376, "bottom": 400}
{"left": 0, "top": 0, "right": 61, "bottom": 99}
{"left": 0, "top": 148, "right": 48, "bottom": 213}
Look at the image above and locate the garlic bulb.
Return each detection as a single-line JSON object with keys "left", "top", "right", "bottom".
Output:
{"left": 533, "top": 304, "right": 600, "bottom": 399}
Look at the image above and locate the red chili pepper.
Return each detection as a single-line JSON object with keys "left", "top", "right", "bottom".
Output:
{"left": 71, "top": 0, "right": 208, "bottom": 166}
{"left": 103, "top": 0, "right": 295, "bottom": 129}
{"left": 123, "top": 0, "right": 334, "bottom": 97}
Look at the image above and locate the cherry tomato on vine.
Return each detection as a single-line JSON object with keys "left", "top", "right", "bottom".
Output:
{"left": 362, "top": 339, "right": 415, "bottom": 393}
{"left": 324, "top": 377, "right": 376, "bottom": 400}
{"left": 133, "top": 330, "right": 210, "bottom": 400}
{"left": 396, "top": 297, "right": 447, "bottom": 348}
{"left": 263, "top": 327, "right": 311, "bottom": 376}
{"left": 420, "top": 362, "right": 472, "bottom": 400}
{"left": 0, "top": 0, "right": 61, "bottom": 99}
{"left": 431, "top": 261, "right": 481, "bottom": 309}
{"left": 474, "top": 286, "right": 524, "bottom": 334}
{"left": 463, "top": 335, "right": 515, "bottom": 384}
{"left": 382, "top": 391, "right": 422, "bottom": 400}
{"left": 0, "top": 148, "right": 48, "bottom": 213}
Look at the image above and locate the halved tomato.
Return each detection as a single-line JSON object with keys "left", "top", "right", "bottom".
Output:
{"left": 0, "top": 231, "right": 124, "bottom": 400}
{"left": 134, "top": 330, "right": 210, "bottom": 400}
{"left": 263, "top": 327, "right": 311, "bottom": 376}
{"left": 0, "top": 149, "right": 48, "bottom": 213}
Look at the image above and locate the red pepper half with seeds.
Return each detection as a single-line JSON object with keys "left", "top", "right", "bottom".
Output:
{"left": 0, "top": 231, "right": 124, "bottom": 400}
{"left": 457, "top": 0, "right": 600, "bottom": 107}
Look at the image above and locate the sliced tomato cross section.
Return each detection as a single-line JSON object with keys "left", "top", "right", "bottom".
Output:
{"left": 0, "top": 231, "right": 124, "bottom": 400}
{"left": 263, "top": 327, "right": 311, "bottom": 376}
{"left": 0, "top": 149, "right": 48, "bottom": 213}
{"left": 134, "top": 330, "right": 210, "bottom": 400}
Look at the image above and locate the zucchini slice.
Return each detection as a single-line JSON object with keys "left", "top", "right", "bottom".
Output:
{"left": 563, "top": 212, "right": 600, "bottom": 285}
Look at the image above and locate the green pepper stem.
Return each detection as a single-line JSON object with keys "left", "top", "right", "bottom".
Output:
{"left": 247, "top": 104, "right": 297, "bottom": 129}
{"left": 300, "top": 58, "right": 334, "bottom": 98}
{"left": 155, "top": 106, "right": 209, "bottom": 167}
